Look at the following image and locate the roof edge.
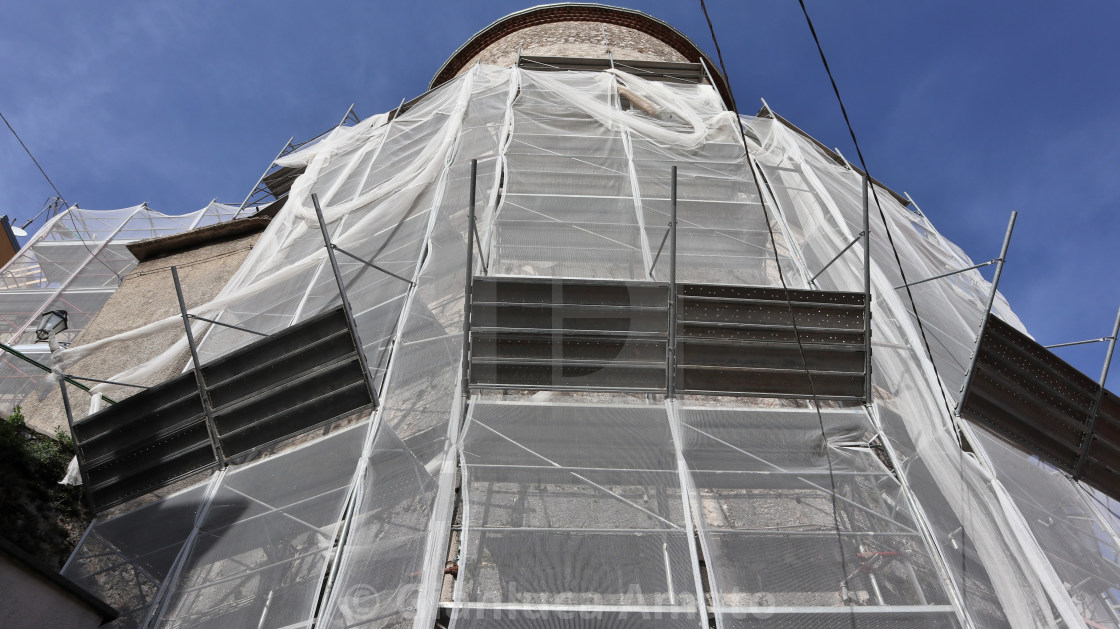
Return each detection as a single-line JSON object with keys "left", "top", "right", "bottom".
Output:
{"left": 126, "top": 217, "right": 271, "bottom": 263}
{"left": 430, "top": 3, "right": 732, "bottom": 106}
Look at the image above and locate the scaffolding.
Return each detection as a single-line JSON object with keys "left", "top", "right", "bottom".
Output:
{"left": 49, "top": 62, "right": 1120, "bottom": 629}
{"left": 0, "top": 202, "right": 239, "bottom": 413}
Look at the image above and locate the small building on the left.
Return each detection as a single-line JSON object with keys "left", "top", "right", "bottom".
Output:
{"left": 0, "top": 536, "right": 117, "bottom": 628}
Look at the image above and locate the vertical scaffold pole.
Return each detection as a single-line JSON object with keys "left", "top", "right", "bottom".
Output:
{"left": 863, "top": 173, "right": 873, "bottom": 405}
{"left": 1074, "top": 304, "right": 1120, "bottom": 479}
{"left": 57, "top": 379, "right": 95, "bottom": 510}
{"left": 956, "top": 211, "right": 1017, "bottom": 416}
{"left": 667, "top": 166, "right": 678, "bottom": 398}
{"left": 311, "top": 194, "right": 381, "bottom": 410}
{"left": 462, "top": 160, "right": 478, "bottom": 401}
{"left": 234, "top": 137, "right": 294, "bottom": 219}
{"left": 171, "top": 266, "right": 226, "bottom": 468}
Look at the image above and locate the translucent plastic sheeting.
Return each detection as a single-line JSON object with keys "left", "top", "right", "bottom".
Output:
{"left": 63, "top": 65, "right": 505, "bottom": 629}
{"left": 490, "top": 70, "right": 647, "bottom": 279}
{"left": 61, "top": 476, "right": 216, "bottom": 629}
{"left": 678, "top": 405, "right": 959, "bottom": 629}
{"left": 0, "top": 202, "right": 237, "bottom": 412}
{"left": 621, "top": 80, "right": 801, "bottom": 287}
{"left": 746, "top": 115, "right": 1083, "bottom": 627}
{"left": 66, "top": 69, "right": 491, "bottom": 402}
{"left": 191, "top": 91, "right": 461, "bottom": 371}
{"left": 974, "top": 432, "right": 1120, "bottom": 627}
{"left": 451, "top": 399, "right": 706, "bottom": 628}
{"left": 152, "top": 423, "right": 365, "bottom": 629}
{"left": 0, "top": 348, "right": 49, "bottom": 416}
{"left": 319, "top": 64, "right": 510, "bottom": 629}
{"left": 766, "top": 118, "right": 1118, "bottom": 627}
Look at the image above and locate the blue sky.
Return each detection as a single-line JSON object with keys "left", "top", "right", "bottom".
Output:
{"left": 2, "top": 1, "right": 1118, "bottom": 379}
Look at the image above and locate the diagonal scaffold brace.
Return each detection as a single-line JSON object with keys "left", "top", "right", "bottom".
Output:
{"left": 0, "top": 341, "right": 119, "bottom": 405}
{"left": 171, "top": 265, "right": 227, "bottom": 468}
{"left": 311, "top": 193, "right": 381, "bottom": 411}
{"left": 955, "top": 211, "right": 1018, "bottom": 417}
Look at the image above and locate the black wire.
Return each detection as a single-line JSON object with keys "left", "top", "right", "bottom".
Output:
{"left": 795, "top": 0, "right": 955, "bottom": 418}
{"left": 698, "top": 0, "right": 740, "bottom": 115}
{"left": 796, "top": 0, "right": 972, "bottom": 608}
{"left": 700, "top": 1, "right": 858, "bottom": 624}
{"left": 0, "top": 109, "right": 67, "bottom": 205}
{"left": 1, "top": 108, "right": 125, "bottom": 284}
{"left": 746, "top": 160, "right": 860, "bottom": 628}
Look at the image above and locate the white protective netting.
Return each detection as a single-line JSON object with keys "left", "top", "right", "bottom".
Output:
{"left": 678, "top": 403, "right": 959, "bottom": 629}
{"left": 624, "top": 81, "right": 802, "bottom": 287}
{"left": 60, "top": 64, "right": 511, "bottom": 629}
{"left": 491, "top": 71, "right": 645, "bottom": 279}
{"left": 55, "top": 64, "right": 1120, "bottom": 629}
{"left": 452, "top": 398, "right": 706, "bottom": 628}
{"left": 975, "top": 432, "right": 1120, "bottom": 625}
{"left": 153, "top": 66, "right": 502, "bottom": 629}
{"left": 486, "top": 70, "right": 799, "bottom": 286}
{"left": 152, "top": 423, "right": 366, "bottom": 628}
{"left": 746, "top": 115, "right": 1109, "bottom": 627}
{"left": 0, "top": 202, "right": 238, "bottom": 413}
{"left": 61, "top": 476, "right": 217, "bottom": 629}
{"left": 319, "top": 64, "right": 511, "bottom": 629}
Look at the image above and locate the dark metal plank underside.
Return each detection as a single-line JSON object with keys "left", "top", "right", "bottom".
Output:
{"left": 960, "top": 314, "right": 1120, "bottom": 499}
{"left": 72, "top": 306, "right": 374, "bottom": 512}
{"left": 468, "top": 277, "right": 868, "bottom": 400}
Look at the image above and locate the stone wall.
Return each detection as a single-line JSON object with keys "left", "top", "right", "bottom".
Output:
{"left": 454, "top": 21, "right": 687, "bottom": 76}
{"left": 22, "top": 232, "right": 261, "bottom": 436}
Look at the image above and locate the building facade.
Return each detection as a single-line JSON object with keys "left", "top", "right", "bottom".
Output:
{"left": 41, "top": 5, "right": 1120, "bottom": 629}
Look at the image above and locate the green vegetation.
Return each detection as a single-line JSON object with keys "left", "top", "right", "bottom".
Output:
{"left": 0, "top": 407, "right": 90, "bottom": 569}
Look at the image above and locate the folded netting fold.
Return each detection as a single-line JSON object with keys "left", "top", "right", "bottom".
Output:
{"left": 52, "top": 74, "right": 478, "bottom": 394}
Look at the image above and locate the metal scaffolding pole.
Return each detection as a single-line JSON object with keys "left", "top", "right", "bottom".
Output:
{"left": 0, "top": 341, "right": 117, "bottom": 404}
{"left": 956, "top": 211, "right": 1017, "bottom": 416}
{"left": 234, "top": 137, "right": 294, "bottom": 218}
{"left": 667, "top": 166, "right": 678, "bottom": 399}
{"left": 311, "top": 194, "right": 381, "bottom": 410}
{"left": 863, "top": 172, "right": 873, "bottom": 404}
{"left": 57, "top": 379, "right": 94, "bottom": 510}
{"left": 462, "top": 159, "right": 478, "bottom": 401}
{"left": 329, "top": 245, "right": 415, "bottom": 285}
{"left": 171, "top": 266, "right": 226, "bottom": 468}
{"left": 810, "top": 230, "right": 865, "bottom": 285}
{"left": 1074, "top": 304, "right": 1120, "bottom": 479}
{"left": 894, "top": 259, "right": 998, "bottom": 290}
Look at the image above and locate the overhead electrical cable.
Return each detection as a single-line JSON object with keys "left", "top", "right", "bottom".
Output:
{"left": 795, "top": 0, "right": 974, "bottom": 610}
{"left": 699, "top": 2, "right": 858, "bottom": 625}
{"left": 1, "top": 108, "right": 124, "bottom": 283}
{"left": 0, "top": 109, "right": 67, "bottom": 205}
{"left": 794, "top": 0, "right": 956, "bottom": 420}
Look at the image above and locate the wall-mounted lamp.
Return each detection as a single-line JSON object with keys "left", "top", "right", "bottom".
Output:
{"left": 35, "top": 309, "right": 68, "bottom": 342}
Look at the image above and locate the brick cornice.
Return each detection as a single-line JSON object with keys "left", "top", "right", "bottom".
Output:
{"left": 431, "top": 4, "right": 732, "bottom": 106}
